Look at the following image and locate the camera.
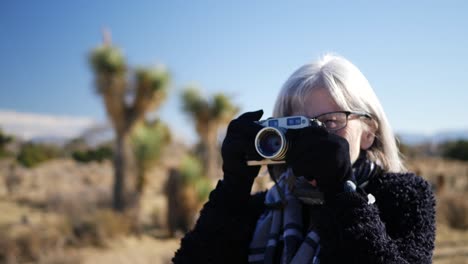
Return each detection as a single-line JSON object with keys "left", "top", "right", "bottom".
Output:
{"left": 246, "top": 116, "right": 324, "bottom": 166}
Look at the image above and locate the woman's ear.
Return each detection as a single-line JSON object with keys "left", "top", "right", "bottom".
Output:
{"left": 360, "top": 120, "right": 378, "bottom": 150}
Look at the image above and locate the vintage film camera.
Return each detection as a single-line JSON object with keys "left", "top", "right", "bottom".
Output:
{"left": 247, "top": 116, "right": 324, "bottom": 166}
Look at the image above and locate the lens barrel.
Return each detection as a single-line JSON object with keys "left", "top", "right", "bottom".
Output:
{"left": 254, "top": 127, "right": 288, "bottom": 160}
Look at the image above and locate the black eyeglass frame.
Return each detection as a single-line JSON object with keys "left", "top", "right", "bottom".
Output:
{"left": 311, "top": 111, "right": 373, "bottom": 131}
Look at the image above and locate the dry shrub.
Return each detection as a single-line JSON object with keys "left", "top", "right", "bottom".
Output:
{"left": 437, "top": 194, "right": 468, "bottom": 229}
{"left": 79, "top": 236, "right": 180, "bottom": 264}
{"left": 0, "top": 206, "right": 135, "bottom": 263}
{"left": 408, "top": 158, "right": 468, "bottom": 230}
{"left": 407, "top": 158, "right": 468, "bottom": 192}
{"left": 43, "top": 188, "right": 126, "bottom": 247}
{"left": 69, "top": 209, "right": 134, "bottom": 247}
{"left": 2, "top": 159, "right": 113, "bottom": 211}
{"left": 93, "top": 210, "right": 134, "bottom": 239}
{"left": 45, "top": 188, "right": 111, "bottom": 216}
{"left": 0, "top": 221, "right": 70, "bottom": 264}
{"left": 38, "top": 249, "right": 82, "bottom": 264}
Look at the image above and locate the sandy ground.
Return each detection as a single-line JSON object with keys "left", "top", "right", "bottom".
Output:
{"left": 77, "top": 234, "right": 468, "bottom": 264}
{"left": 79, "top": 236, "right": 179, "bottom": 264}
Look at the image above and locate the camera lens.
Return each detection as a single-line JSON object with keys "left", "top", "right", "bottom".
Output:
{"left": 259, "top": 131, "right": 282, "bottom": 156}
{"left": 255, "top": 127, "right": 288, "bottom": 160}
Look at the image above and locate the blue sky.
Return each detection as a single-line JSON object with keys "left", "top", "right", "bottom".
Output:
{"left": 1, "top": 1, "right": 467, "bottom": 143}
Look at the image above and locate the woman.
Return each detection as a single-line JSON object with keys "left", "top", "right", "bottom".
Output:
{"left": 173, "top": 54, "right": 435, "bottom": 263}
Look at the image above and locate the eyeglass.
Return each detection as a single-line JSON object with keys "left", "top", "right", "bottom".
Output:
{"left": 312, "top": 111, "right": 372, "bottom": 132}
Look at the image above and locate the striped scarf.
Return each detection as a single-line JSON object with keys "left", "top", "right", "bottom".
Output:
{"left": 248, "top": 156, "right": 380, "bottom": 264}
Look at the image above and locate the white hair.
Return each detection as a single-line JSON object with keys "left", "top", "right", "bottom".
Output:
{"left": 273, "top": 54, "right": 405, "bottom": 173}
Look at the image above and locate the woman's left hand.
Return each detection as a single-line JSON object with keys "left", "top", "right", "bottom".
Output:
{"left": 286, "top": 126, "right": 353, "bottom": 197}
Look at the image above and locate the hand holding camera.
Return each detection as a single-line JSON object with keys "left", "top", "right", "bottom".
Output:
{"left": 240, "top": 113, "right": 353, "bottom": 197}
{"left": 285, "top": 126, "right": 353, "bottom": 197}
{"left": 221, "top": 111, "right": 353, "bottom": 200}
{"left": 221, "top": 110, "right": 264, "bottom": 197}
{"left": 246, "top": 115, "right": 324, "bottom": 166}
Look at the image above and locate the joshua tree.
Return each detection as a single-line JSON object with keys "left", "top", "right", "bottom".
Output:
{"left": 132, "top": 120, "right": 171, "bottom": 195}
{"left": 181, "top": 87, "right": 238, "bottom": 179}
{"left": 0, "top": 129, "right": 13, "bottom": 158}
{"left": 89, "top": 32, "right": 169, "bottom": 211}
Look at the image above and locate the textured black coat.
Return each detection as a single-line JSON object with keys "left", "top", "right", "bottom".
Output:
{"left": 173, "top": 172, "right": 436, "bottom": 263}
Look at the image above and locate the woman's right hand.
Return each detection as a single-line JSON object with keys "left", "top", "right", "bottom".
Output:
{"left": 285, "top": 126, "right": 353, "bottom": 198}
{"left": 221, "top": 110, "right": 264, "bottom": 196}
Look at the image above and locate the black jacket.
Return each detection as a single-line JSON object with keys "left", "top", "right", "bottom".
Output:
{"left": 173, "top": 172, "right": 435, "bottom": 263}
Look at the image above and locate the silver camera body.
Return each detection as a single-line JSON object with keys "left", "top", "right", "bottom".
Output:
{"left": 247, "top": 116, "right": 323, "bottom": 166}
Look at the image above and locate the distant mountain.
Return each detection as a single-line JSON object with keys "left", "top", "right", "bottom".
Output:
{"left": 431, "top": 130, "right": 468, "bottom": 143}
{"left": 0, "top": 110, "right": 96, "bottom": 145}
{"left": 397, "top": 130, "right": 468, "bottom": 145}
{"left": 79, "top": 123, "right": 114, "bottom": 147}
{"left": 30, "top": 135, "right": 72, "bottom": 146}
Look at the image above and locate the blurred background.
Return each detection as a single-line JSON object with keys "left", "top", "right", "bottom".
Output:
{"left": 0, "top": 1, "right": 467, "bottom": 263}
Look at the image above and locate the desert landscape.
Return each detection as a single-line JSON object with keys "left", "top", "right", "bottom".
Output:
{"left": 0, "top": 143, "right": 467, "bottom": 263}
{"left": 2, "top": 3, "right": 467, "bottom": 263}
